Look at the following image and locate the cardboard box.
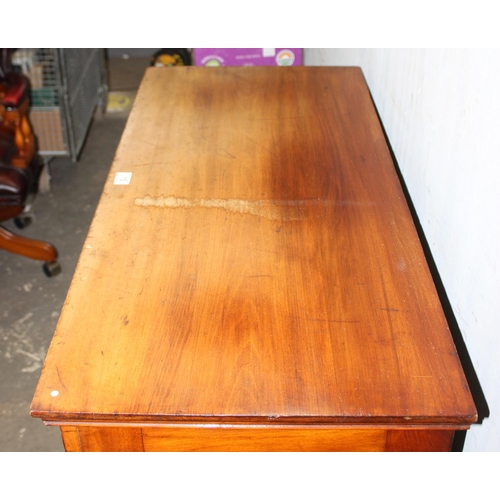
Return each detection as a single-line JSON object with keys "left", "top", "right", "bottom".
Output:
{"left": 30, "top": 109, "right": 66, "bottom": 153}
{"left": 29, "top": 63, "right": 44, "bottom": 89}
{"left": 193, "top": 48, "right": 302, "bottom": 67}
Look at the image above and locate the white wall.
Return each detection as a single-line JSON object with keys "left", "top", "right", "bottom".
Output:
{"left": 304, "top": 49, "right": 500, "bottom": 451}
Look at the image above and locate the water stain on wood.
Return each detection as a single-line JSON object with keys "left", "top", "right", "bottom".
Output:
{"left": 134, "top": 195, "right": 308, "bottom": 221}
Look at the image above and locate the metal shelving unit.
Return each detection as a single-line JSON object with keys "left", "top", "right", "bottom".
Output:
{"left": 13, "top": 48, "right": 108, "bottom": 161}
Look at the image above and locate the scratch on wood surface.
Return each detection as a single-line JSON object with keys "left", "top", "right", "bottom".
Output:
{"left": 217, "top": 149, "right": 236, "bottom": 159}
{"left": 240, "top": 133, "right": 279, "bottom": 158}
{"left": 56, "top": 366, "right": 68, "bottom": 392}
{"left": 291, "top": 314, "right": 361, "bottom": 324}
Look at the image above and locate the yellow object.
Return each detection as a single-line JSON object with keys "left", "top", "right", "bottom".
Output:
{"left": 153, "top": 54, "right": 185, "bottom": 67}
{"left": 107, "top": 92, "right": 132, "bottom": 112}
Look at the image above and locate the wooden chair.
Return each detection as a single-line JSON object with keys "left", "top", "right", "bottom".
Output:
{"left": 0, "top": 48, "right": 60, "bottom": 276}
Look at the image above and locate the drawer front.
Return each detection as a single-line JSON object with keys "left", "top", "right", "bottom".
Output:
{"left": 60, "top": 425, "right": 454, "bottom": 452}
{"left": 61, "top": 425, "right": 385, "bottom": 452}
{"left": 142, "top": 427, "right": 386, "bottom": 452}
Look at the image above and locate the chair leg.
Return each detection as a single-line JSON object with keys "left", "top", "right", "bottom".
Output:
{"left": 0, "top": 225, "right": 58, "bottom": 262}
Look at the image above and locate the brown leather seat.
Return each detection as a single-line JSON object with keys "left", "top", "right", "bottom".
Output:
{"left": 0, "top": 129, "right": 15, "bottom": 163}
{"left": 0, "top": 166, "right": 28, "bottom": 207}
{"left": 0, "top": 48, "right": 60, "bottom": 276}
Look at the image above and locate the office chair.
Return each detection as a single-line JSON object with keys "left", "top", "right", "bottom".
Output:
{"left": 0, "top": 48, "right": 60, "bottom": 276}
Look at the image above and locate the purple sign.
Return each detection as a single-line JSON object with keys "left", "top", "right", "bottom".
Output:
{"left": 193, "top": 48, "right": 302, "bottom": 67}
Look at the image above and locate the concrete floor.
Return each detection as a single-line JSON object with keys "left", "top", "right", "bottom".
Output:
{"left": 0, "top": 56, "right": 150, "bottom": 451}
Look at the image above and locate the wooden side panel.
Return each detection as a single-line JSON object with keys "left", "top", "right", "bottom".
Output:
{"left": 385, "top": 430, "right": 454, "bottom": 451}
{"left": 77, "top": 427, "right": 144, "bottom": 452}
{"left": 60, "top": 426, "right": 81, "bottom": 452}
{"left": 143, "top": 427, "right": 386, "bottom": 452}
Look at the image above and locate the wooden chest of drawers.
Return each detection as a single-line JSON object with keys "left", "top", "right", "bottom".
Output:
{"left": 31, "top": 66, "right": 477, "bottom": 451}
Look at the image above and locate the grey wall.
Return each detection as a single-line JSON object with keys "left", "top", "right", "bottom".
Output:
{"left": 304, "top": 48, "right": 500, "bottom": 451}
{"left": 106, "top": 49, "right": 161, "bottom": 58}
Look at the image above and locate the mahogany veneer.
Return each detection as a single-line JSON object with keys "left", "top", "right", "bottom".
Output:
{"left": 31, "top": 66, "right": 477, "bottom": 451}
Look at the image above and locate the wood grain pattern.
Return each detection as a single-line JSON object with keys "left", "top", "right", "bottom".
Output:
{"left": 385, "top": 429, "right": 454, "bottom": 452}
{"left": 31, "top": 67, "right": 476, "bottom": 450}
{"left": 60, "top": 425, "right": 386, "bottom": 452}
{"left": 142, "top": 427, "right": 386, "bottom": 452}
{"left": 76, "top": 427, "right": 144, "bottom": 452}
{"left": 60, "top": 426, "right": 81, "bottom": 452}
{"left": 57, "top": 425, "right": 456, "bottom": 452}
{"left": 57, "top": 424, "right": 458, "bottom": 452}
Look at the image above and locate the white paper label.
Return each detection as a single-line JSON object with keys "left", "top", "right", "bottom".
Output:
{"left": 262, "top": 48, "right": 276, "bottom": 57}
{"left": 114, "top": 172, "right": 132, "bottom": 185}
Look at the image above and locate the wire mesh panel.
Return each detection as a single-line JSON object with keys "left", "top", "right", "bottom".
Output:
{"left": 59, "top": 49, "right": 107, "bottom": 161}
{"left": 13, "top": 48, "right": 66, "bottom": 155}
{"left": 12, "top": 48, "right": 107, "bottom": 161}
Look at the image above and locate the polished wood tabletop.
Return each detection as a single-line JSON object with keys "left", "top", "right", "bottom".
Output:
{"left": 31, "top": 67, "right": 476, "bottom": 451}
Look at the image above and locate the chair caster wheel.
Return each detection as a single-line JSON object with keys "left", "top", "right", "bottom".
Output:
{"left": 43, "top": 261, "right": 61, "bottom": 277}
{"left": 14, "top": 215, "right": 32, "bottom": 229}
